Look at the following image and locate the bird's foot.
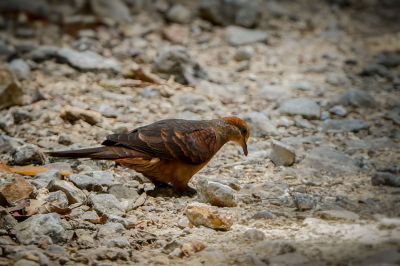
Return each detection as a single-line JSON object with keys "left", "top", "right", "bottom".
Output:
{"left": 174, "top": 186, "right": 197, "bottom": 197}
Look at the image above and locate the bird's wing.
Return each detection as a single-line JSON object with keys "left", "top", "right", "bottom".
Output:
{"left": 102, "top": 119, "right": 219, "bottom": 164}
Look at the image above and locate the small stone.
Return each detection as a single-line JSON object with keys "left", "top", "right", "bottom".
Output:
{"left": 291, "top": 81, "right": 316, "bottom": 91}
{"left": 185, "top": 202, "right": 233, "bottom": 230}
{"left": 325, "top": 73, "right": 348, "bottom": 86}
{"left": 162, "top": 24, "right": 189, "bottom": 45}
{"left": 9, "top": 59, "right": 31, "bottom": 80}
{"left": 12, "top": 144, "right": 45, "bottom": 166}
{"left": 251, "top": 210, "right": 276, "bottom": 220}
{"left": 69, "top": 171, "right": 114, "bottom": 191}
{"left": 162, "top": 240, "right": 183, "bottom": 254}
{"left": 196, "top": 178, "right": 237, "bottom": 207}
{"left": 329, "top": 105, "right": 347, "bottom": 117}
{"left": 0, "top": 68, "right": 24, "bottom": 110}
{"left": 45, "top": 191, "right": 69, "bottom": 209}
{"left": 316, "top": 210, "right": 359, "bottom": 221}
{"left": 241, "top": 112, "right": 278, "bottom": 137}
{"left": 337, "top": 90, "right": 376, "bottom": 108}
{"left": 386, "top": 107, "right": 400, "bottom": 125}
{"left": 375, "top": 51, "right": 400, "bottom": 68}
{"left": 47, "top": 180, "right": 86, "bottom": 204}
{"left": 322, "top": 119, "right": 369, "bottom": 132}
{"left": 108, "top": 184, "right": 140, "bottom": 201}
{"left": 107, "top": 214, "right": 137, "bottom": 228}
{"left": 166, "top": 4, "right": 191, "bottom": 24}
{"left": 60, "top": 106, "right": 102, "bottom": 125}
{"left": 244, "top": 228, "right": 265, "bottom": 241}
{"left": 105, "top": 237, "right": 131, "bottom": 249}
{"left": 90, "top": 193, "right": 125, "bottom": 216}
{"left": 32, "top": 170, "right": 61, "bottom": 189}
{"left": 0, "top": 207, "right": 18, "bottom": 230}
{"left": 12, "top": 110, "right": 32, "bottom": 124}
{"left": 90, "top": 0, "right": 132, "bottom": 23}
{"left": 226, "top": 26, "right": 268, "bottom": 46}
{"left": 270, "top": 140, "right": 296, "bottom": 166}
{"left": 15, "top": 213, "right": 71, "bottom": 245}
{"left": 97, "top": 222, "right": 125, "bottom": 238}
{"left": 292, "top": 192, "right": 317, "bottom": 211}
{"left": 0, "top": 176, "right": 33, "bottom": 204}
{"left": 199, "top": 0, "right": 260, "bottom": 27}
{"left": 372, "top": 172, "right": 400, "bottom": 187}
{"left": 279, "top": 98, "right": 321, "bottom": 119}
{"left": 79, "top": 211, "right": 100, "bottom": 223}
{"left": 234, "top": 47, "right": 254, "bottom": 61}
{"left": 152, "top": 46, "right": 207, "bottom": 85}
{"left": 58, "top": 134, "right": 73, "bottom": 145}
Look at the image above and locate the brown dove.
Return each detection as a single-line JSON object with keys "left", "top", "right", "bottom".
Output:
{"left": 47, "top": 117, "right": 250, "bottom": 194}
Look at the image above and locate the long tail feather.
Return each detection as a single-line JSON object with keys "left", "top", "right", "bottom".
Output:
{"left": 47, "top": 146, "right": 127, "bottom": 160}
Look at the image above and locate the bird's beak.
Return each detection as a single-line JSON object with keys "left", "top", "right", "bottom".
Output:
{"left": 242, "top": 141, "right": 248, "bottom": 156}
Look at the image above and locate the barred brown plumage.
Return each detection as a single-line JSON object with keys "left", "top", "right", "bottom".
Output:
{"left": 47, "top": 117, "right": 250, "bottom": 194}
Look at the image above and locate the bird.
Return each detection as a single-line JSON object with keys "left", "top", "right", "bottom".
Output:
{"left": 47, "top": 117, "right": 250, "bottom": 194}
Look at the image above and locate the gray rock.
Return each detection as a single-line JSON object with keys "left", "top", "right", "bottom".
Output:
{"left": 152, "top": 46, "right": 207, "bottom": 85}
{"left": 9, "top": 59, "right": 31, "bottom": 80}
{"left": 79, "top": 210, "right": 100, "bottom": 223}
{"left": 166, "top": 4, "right": 191, "bottom": 24}
{"left": 244, "top": 228, "right": 265, "bottom": 241}
{"left": 199, "top": 0, "right": 260, "bottom": 27}
{"left": 291, "top": 192, "right": 317, "bottom": 211}
{"left": 375, "top": 51, "right": 400, "bottom": 68}
{"left": 30, "top": 46, "right": 121, "bottom": 72}
{"left": 270, "top": 140, "right": 296, "bottom": 166}
{"left": 90, "top": 193, "right": 125, "bottom": 216}
{"left": 47, "top": 180, "right": 86, "bottom": 204}
{"left": 316, "top": 210, "right": 359, "bottom": 221}
{"left": 234, "top": 47, "right": 254, "bottom": 61}
{"left": 251, "top": 210, "right": 276, "bottom": 220}
{"left": 45, "top": 191, "right": 69, "bottom": 209}
{"left": 172, "top": 92, "right": 211, "bottom": 113}
{"left": 322, "top": 119, "right": 369, "bottom": 132}
{"left": 105, "top": 237, "right": 131, "bottom": 249}
{"left": 69, "top": 171, "right": 114, "bottom": 191}
{"left": 301, "top": 146, "right": 359, "bottom": 177}
{"left": 386, "top": 106, "right": 400, "bottom": 125}
{"left": 90, "top": 0, "right": 132, "bottom": 23}
{"left": 108, "top": 184, "right": 140, "bottom": 201}
{"left": 329, "top": 105, "right": 347, "bottom": 117}
{"left": 372, "top": 172, "right": 400, "bottom": 187}
{"left": 13, "top": 249, "right": 51, "bottom": 266}
{"left": 12, "top": 144, "right": 46, "bottom": 166}
{"left": 15, "top": 214, "right": 71, "bottom": 244}
{"left": 291, "top": 81, "right": 316, "bottom": 91}
{"left": 12, "top": 109, "right": 33, "bottom": 124}
{"left": 97, "top": 222, "right": 125, "bottom": 238}
{"left": 257, "top": 84, "right": 290, "bottom": 100}
{"left": 0, "top": 135, "right": 23, "bottom": 154}
{"left": 209, "top": 177, "right": 241, "bottom": 191}
{"left": 0, "top": 207, "right": 18, "bottom": 231}
{"left": 337, "top": 90, "right": 376, "bottom": 108}
{"left": 226, "top": 26, "right": 268, "bottom": 46}
{"left": 325, "top": 73, "right": 348, "bottom": 86}
{"left": 0, "top": 68, "right": 24, "bottom": 110}
{"left": 197, "top": 178, "right": 237, "bottom": 207}
{"left": 279, "top": 98, "right": 320, "bottom": 119}
{"left": 32, "top": 170, "right": 61, "bottom": 189}
{"left": 107, "top": 214, "right": 137, "bottom": 228}
{"left": 241, "top": 112, "right": 278, "bottom": 137}
{"left": 95, "top": 103, "right": 119, "bottom": 118}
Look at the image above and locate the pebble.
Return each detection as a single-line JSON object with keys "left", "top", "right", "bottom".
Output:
{"left": 60, "top": 106, "right": 102, "bottom": 125}
{"left": 45, "top": 191, "right": 69, "bottom": 209}
{"left": 89, "top": 193, "right": 125, "bottom": 216}
{"left": 185, "top": 202, "right": 233, "bottom": 231}
{"left": 291, "top": 192, "right": 317, "bottom": 211}
{"left": 226, "top": 26, "right": 268, "bottom": 46}
{"left": 97, "top": 222, "right": 125, "bottom": 238}
{"left": 244, "top": 229, "right": 266, "bottom": 241}
{"left": 0, "top": 176, "right": 33, "bottom": 204}
{"left": 251, "top": 210, "right": 276, "bottom": 220}
{"left": 90, "top": 0, "right": 132, "bottom": 23}
{"left": 196, "top": 178, "right": 237, "bottom": 207}
{"left": 9, "top": 59, "right": 31, "bottom": 80}
{"left": 316, "top": 210, "right": 359, "bottom": 221}
{"left": 108, "top": 184, "right": 140, "bottom": 201}
{"left": 371, "top": 172, "right": 400, "bottom": 187}
{"left": 270, "top": 140, "right": 296, "bottom": 166}
{"left": 199, "top": 0, "right": 260, "bottom": 27}
{"left": 0, "top": 68, "right": 24, "bottom": 110}
{"left": 166, "top": 4, "right": 191, "bottom": 24}
{"left": 69, "top": 171, "right": 114, "bottom": 191}
{"left": 279, "top": 98, "right": 321, "bottom": 119}
{"left": 0, "top": 207, "right": 18, "bottom": 231}
{"left": 47, "top": 180, "right": 87, "bottom": 204}
{"left": 12, "top": 144, "right": 45, "bottom": 166}
{"left": 322, "top": 119, "right": 369, "bottom": 132}
{"left": 337, "top": 89, "right": 376, "bottom": 108}
{"left": 15, "top": 213, "right": 71, "bottom": 245}
{"left": 241, "top": 112, "right": 278, "bottom": 137}
{"left": 152, "top": 46, "right": 207, "bottom": 85}
{"left": 329, "top": 105, "right": 348, "bottom": 116}
{"left": 32, "top": 170, "right": 61, "bottom": 189}
{"left": 234, "top": 47, "right": 254, "bottom": 61}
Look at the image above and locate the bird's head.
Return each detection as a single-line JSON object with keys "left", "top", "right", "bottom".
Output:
{"left": 222, "top": 116, "right": 250, "bottom": 156}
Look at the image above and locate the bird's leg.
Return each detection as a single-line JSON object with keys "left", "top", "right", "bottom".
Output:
{"left": 173, "top": 182, "right": 197, "bottom": 197}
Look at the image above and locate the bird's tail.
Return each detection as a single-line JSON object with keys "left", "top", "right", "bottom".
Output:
{"left": 47, "top": 146, "right": 129, "bottom": 160}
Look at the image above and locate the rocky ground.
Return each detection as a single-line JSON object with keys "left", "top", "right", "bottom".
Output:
{"left": 0, "top": 0, "right": 400, "bottom": 265}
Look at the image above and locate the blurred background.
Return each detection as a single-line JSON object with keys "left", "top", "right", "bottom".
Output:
{"left": 0, "top": 0, "right": 399, "bottom": 265}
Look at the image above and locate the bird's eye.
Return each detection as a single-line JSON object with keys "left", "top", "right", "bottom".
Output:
{"left": 240, "top": 128, "right": 247, "bottom": 135}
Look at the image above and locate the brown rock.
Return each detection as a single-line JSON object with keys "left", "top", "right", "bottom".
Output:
{"left": 185, "top": 202, "right": 233, "bottom": 231}
{"left": 0, "top": 68, "right": 24, "bottom": 110}
{"left": 0, "top": 176, "right": 33, "bottom": 204}
{"left": 60, "top": 106, "right": 102, "bottom": 125}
